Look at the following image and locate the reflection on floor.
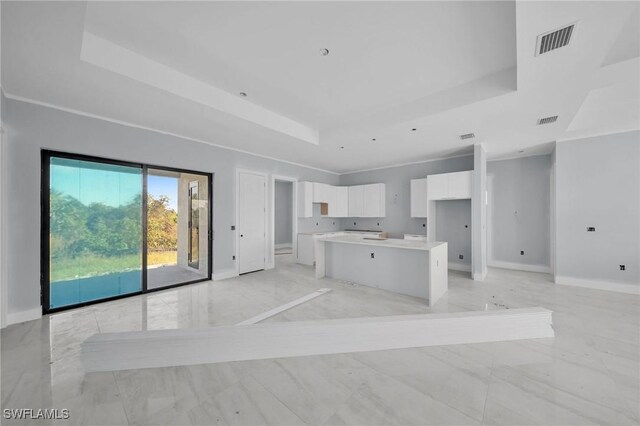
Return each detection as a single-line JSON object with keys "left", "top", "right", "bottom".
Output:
{"left": 147, "top": 264, "right": 207, "bottom": 290}
{"left": 2, "top": 254, "right": 639, "bottom": 425}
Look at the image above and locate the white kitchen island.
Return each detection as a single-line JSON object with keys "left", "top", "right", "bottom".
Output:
{"left": 315, "top": 235, "right": 448, "bottom": 307}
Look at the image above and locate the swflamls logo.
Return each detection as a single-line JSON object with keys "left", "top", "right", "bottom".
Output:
{"left": 3, "top": 408, "right": 70, "bottom": 420}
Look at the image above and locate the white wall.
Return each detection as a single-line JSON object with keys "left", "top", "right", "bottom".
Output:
{"left": 436, "top": 199, "right": 472, "bottom": 267}
{"left": 487, "top": 155, "right": 551, "bottom": 272}
{"left": 274, "top": 180, "right": 292, "bottom": 245}
{"left": 2, "top": 96, "right": 339, "bottom": 322}
{"left": 555, "top": 131, "right": 640, "bottom": 293}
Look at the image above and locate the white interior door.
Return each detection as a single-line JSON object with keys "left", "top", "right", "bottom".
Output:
{"left": 239, "top": 171, "right": 266, "bottom": 274}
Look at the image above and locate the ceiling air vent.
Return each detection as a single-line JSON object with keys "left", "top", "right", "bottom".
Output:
{"left": 537, "top": 116, "right": 558, "bottom": 125}
{"left": 459, "top": 133, "right": 475, "bottom": 140}
{"left": 536, "top": 23, "right": 577, "bottom": 55}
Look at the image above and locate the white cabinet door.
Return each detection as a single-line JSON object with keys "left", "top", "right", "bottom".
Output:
{"left": 447, "top": 171, "right": 472, "bottom": 199}
{"left": 330, "top": 186, "right": 349, "bottom": 217}
{"left": 296, "top": 234, "right": 314, "bottom": 265}
{"left": 363, "top": 184, "right": 385, "bottom": 217}
{"left": 312, "top": 182, "right": 330, "bottom": 203}
{"left": 348, "top": 185, "right": 364, "bottom": 217}
{"left": 427, "top": 174, "right": 449, "bottom": 200}
{"left": 410, "top": 178, "right": 428, "bottom": 217}
{"left": 297, "top": 182, "right": 313, "bottom": 218}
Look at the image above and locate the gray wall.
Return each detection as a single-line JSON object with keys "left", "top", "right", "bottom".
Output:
{"left": 274, "top": 181, "right": 292, "bottom": 245}
{"left": 298, "top": 203, "right": 343, "bottom": 233}
{"left": 337, "top": 156, "right": 474, "bottom": 237}
{"left": 487, "top": 155, "right": 551, "bottom": 268}
{"left": 2, "top": 97, "right": 339, "bottom": 315}
{"left": 555, "top": 131, "right": 640, "bottom": 286}
{"left": 436, "top": 200, "right": 472, "bottom": 265}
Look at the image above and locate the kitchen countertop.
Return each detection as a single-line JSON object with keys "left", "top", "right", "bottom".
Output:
{"left": 316, "top": 235, "right": 445, "bottom": 251}
{"left": 297, "top": 230, "right": 384, "bottom": 236}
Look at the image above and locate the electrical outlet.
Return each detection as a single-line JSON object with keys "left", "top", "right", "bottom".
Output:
{"left": 422, "top": 223, "right": 426, "bottom": 227}
{"left": 232, "top": 255, "right": 236, "bottom": 260}
{"left": 459, "top": 255, "right": 463, "bottom": 260}
{"left": 354, "top": 222, "right": 357, "bottom": 225}
{"left": 620, "top": 265, "right": 626, "bottom": 271}
{"left": 316, "top": 222, "right": 319, "bottom": 226}
{"left": 465, "top": 225, "right": 468, "bottom": 228}
{"left": 371, "top": 253, "right": 375, "bottom": 259}
{"left": 587, "top": 227, "right": 596, "bottom": 232}
{"left": 520, "top": 250, "right": 525, "bottom": 255}
{"left": 231, "top": 225, "right": 236, "bottom": 230}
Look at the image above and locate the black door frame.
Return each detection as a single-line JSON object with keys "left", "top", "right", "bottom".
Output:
{"left": 41, "top": 149, "right": 213, "bottom": 314}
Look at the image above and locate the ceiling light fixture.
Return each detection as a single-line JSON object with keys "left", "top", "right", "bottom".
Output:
{"left": 239, "top": 92, "right": 247, "bottom": 97}
{"left": 320, "top": 48, "right": 330, "bottom": 56}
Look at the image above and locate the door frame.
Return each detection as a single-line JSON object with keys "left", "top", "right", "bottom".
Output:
{"left": 41, "top": 149, "right": 213, "bottom": 314}
{"left": 270, "top": 175, "right": 297, "bottom": 268}
{"left": 235, "top": 168, "right": 268, "bottom": 275}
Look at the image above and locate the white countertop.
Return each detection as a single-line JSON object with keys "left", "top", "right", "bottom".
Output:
{"left": 298, "top": 230, "right": 384, "bottom": 236}
{"left": 316, "top": 235, "right": 445, "bottom": 251}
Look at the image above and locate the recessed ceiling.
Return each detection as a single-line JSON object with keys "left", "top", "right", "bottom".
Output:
{"left": 1, "top": 1, "right": 639, "bottom": 173}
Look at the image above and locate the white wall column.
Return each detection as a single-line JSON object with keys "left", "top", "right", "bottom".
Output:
{"left": 472, "top": 144, "right": 487, "bottom": 281}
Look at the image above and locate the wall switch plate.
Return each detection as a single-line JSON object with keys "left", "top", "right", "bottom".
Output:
{"left": 520, "top": 251, "right": 525, "bottom": 255}
{"left": 232, "top": 255, "right": 236, "bottom": 260}
{"left": 422, "top": 223, "right": 426, "bottom": 227}
{"left": 465, "top": 225, "right": 468, "bottom": 228}
{"left": 371, "top": 253, "right": 375, "bottom": 259}
{"left": 459, "top": 255, "right": 464, "bottom": 260}
{"left": 620, "top": 265, "right": 626, "bottom": 271}
{"left": 587, "top": 227, "right": 596, "bottom": 232}
{"left": 231, "top": 225, "right": 235, "bottom": 230}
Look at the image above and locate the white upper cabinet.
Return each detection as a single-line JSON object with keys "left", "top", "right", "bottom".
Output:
{"left": 427, "top": 173, "right": 449, "bottom": 200}
{"left": 348, "top": 185, "right": 364, "bottom": 217}
{"left": 312, "top": 182, "right": 329, "bottom": 203}
{"left": 297, "top": 181, "right": 313, "bottom": 218}
{"left": 329, "top": 186, "right": 349, "bottom": 217}
{"left": 447, "top": 171, "right": 472, "bottom": 199}
{"left": 427, "top": 171, "right": 472, "bottom": 200}
{"left": 298, "top": 181, "right": 386, "bottom": 218}
{"left": 363, "top": 183, "right": 386, "bottom": 217}
{"left": 410, "top": 178, "right": 428, "bottom": 217}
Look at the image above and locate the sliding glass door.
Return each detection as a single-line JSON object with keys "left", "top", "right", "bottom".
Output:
{"left": 47, "top": 156, "right": 143, "bottom": 310}
{"left": 42, "top": 151, "right": 212, "bottom": 313}
{"left": 146, "top": 170, "right": 210, "bottom": 290}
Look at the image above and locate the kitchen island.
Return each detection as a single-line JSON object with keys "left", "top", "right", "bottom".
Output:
{"left": 314, "top": 235, "right": 448, "bottom": 307}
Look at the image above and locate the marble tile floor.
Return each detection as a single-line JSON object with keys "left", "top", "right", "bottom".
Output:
{"left": 1, "top": 254, "right": 639, "bottom": 425}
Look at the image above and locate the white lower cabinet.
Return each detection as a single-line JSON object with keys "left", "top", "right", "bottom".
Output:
{"left": 296, "top": 234, "right": 317, "bottom": 265}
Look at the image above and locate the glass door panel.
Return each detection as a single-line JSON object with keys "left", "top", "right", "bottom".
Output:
{"left": 48, "top": 157, "right": 143, "bottom": 310}
{"left": 146, "top": 170, "right": 209, "bottom": 290}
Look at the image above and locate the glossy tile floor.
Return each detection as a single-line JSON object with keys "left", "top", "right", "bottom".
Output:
{"left": 2, "top": 255, "right": 639, "bottom": 425}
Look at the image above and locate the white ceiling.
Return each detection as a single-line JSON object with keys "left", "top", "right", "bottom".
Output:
{"left": 2, "top": 1, "right": 639, "bottom": 173}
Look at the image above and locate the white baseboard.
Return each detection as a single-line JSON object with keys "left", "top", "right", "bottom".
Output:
{"left": 473, "top": 267, "right": 488, "bottom": 281}
{"left": 213, "top": 269, "right": 239, "bottom": 281}
{"left": 555, "top": 276, "right": 640, "bottom": 295}
{"left": 448, "top": 262, "right": 471, "bottom": 272}
{"left": 7, "top": 307, "right": 42, "bottom": 326}
{"left": 489, "top": 260, "right": 551, "bottom": 274}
